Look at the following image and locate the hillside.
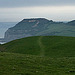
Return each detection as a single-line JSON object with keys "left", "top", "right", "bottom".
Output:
{"left": 0, "top": 52, "right": 75, "bottom": 75}
{"left": 4, "top": 18, "right": 51, "bottom": 42}
{"left": 0, "top": 36, "right": 75, "bottom": 75}
{"left": 1, "top": 36, "right": 75, "bottom": 57}
{"left": 4, "top": 18, "right": 75, "bottom": 42}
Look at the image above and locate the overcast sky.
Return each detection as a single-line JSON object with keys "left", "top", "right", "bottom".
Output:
{"left": 0, "top": 0, "right": 75, "bottom": 22}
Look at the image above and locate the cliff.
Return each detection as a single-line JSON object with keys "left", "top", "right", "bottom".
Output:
{"left": 4, "top": 18, "right": 75, "bottom": 42}
{"left": 4, "top": 18, "right": 52, "bottom": 42}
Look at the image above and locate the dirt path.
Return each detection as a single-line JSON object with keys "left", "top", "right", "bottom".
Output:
{"left": 38, "top": 36, "right": 45, "bottom": 56}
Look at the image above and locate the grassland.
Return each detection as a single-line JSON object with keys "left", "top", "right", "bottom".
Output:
{"left": 1, "top": 36, "right": 75, "bottom": 57}
{"left": 0, "top": 36, "right": 75, "bottom": 75}
{"left": 0, "top": 52, "right": 75, "bottom": 75}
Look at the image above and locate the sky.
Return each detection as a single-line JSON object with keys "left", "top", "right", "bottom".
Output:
{"left": 0, "top": 0, "right": 75, "bottom": 22}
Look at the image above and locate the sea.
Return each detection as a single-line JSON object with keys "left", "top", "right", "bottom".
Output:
{"left": 0, "top": 22, "right": 17, "bottom": 44}
{"left": 0, "top": 42, "right": 6, "bottom": 44}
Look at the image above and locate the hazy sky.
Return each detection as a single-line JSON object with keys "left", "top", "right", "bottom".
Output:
{"left": 0, "top": 0, "right": 75, "bottom": 22}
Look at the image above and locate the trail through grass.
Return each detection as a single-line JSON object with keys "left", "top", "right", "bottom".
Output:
{"left": 1, "top": 36, "right": 75, "bottom": 57}
{"left": 38, "top": 36, "right": 45, "bottom": 56}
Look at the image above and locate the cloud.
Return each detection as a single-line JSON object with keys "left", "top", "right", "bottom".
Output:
{"left": 0, "top": 0, "right": 75, "bottom": 8}
{"left": 0, "top": 6, "right": 75, "bottom": 22}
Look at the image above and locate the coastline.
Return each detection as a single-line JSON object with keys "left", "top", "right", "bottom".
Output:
{"left": 0, "top": 42, "right": 6, "bottom": 44}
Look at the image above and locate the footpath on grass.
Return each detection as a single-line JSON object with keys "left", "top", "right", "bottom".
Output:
{"left": 38, "top": 36, "right": 45, "bottom": 56}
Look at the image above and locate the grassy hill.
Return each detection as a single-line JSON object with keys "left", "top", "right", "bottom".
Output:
{"left": 0, "top": 52, "right": 75, "bottom": 75}
{"left": 4, "top": 18, "right": 75, "bottom": 42}
{"left": 1, "top": 36, "right": 75, "bottom": 57}
{"left": 0, "top": 36, "right": 75, "bottom": 75}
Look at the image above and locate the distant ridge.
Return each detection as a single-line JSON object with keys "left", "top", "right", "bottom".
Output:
{"left": 3, "top": 18, "right": 75, "bottom": 42}
{"left": 68, "top": 20, "right": 75, "bottom": 25}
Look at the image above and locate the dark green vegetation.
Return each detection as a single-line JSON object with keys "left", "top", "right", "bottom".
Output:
{"left": 1, "top": 36, "right": 75, "bottom": 57}
{"left": 4, "top": 18, "right": 75, "bottom": 42}
{"left": 0, "top": 52, "right": 75, "bottom": 75}
{"left": 0, "top": 36, "right": 75, "bottom": 75}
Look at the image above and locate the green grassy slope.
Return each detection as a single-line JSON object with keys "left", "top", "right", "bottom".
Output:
{"left": 1, "top": 36, "right": 75, "bottom": 57}
{"left": 36, "top": 23, "right": 75, "bottom": 36}
{"left": 0, "top": 52, "right": 75, "bottom": 75}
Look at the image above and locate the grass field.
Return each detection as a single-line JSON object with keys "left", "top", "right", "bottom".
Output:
{"left": 0, "top": 36, "right": 75, "bottom": 75}
{"left": 1, "top": 36, "right": 75, "bottom": 57}
{"left": 0, "top": 52, "right": 75, "bottom": 75}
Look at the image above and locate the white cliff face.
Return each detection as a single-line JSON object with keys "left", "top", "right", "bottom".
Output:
{"left": 4, "top": 28, "right": 32, "bottom": 42}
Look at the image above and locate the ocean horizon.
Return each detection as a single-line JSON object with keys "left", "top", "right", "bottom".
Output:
{"left": 0, "top": 42, "right": 6, "bottom": 44}
{"left": 0, "top": 22, "right": 17, "bottom": 38}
